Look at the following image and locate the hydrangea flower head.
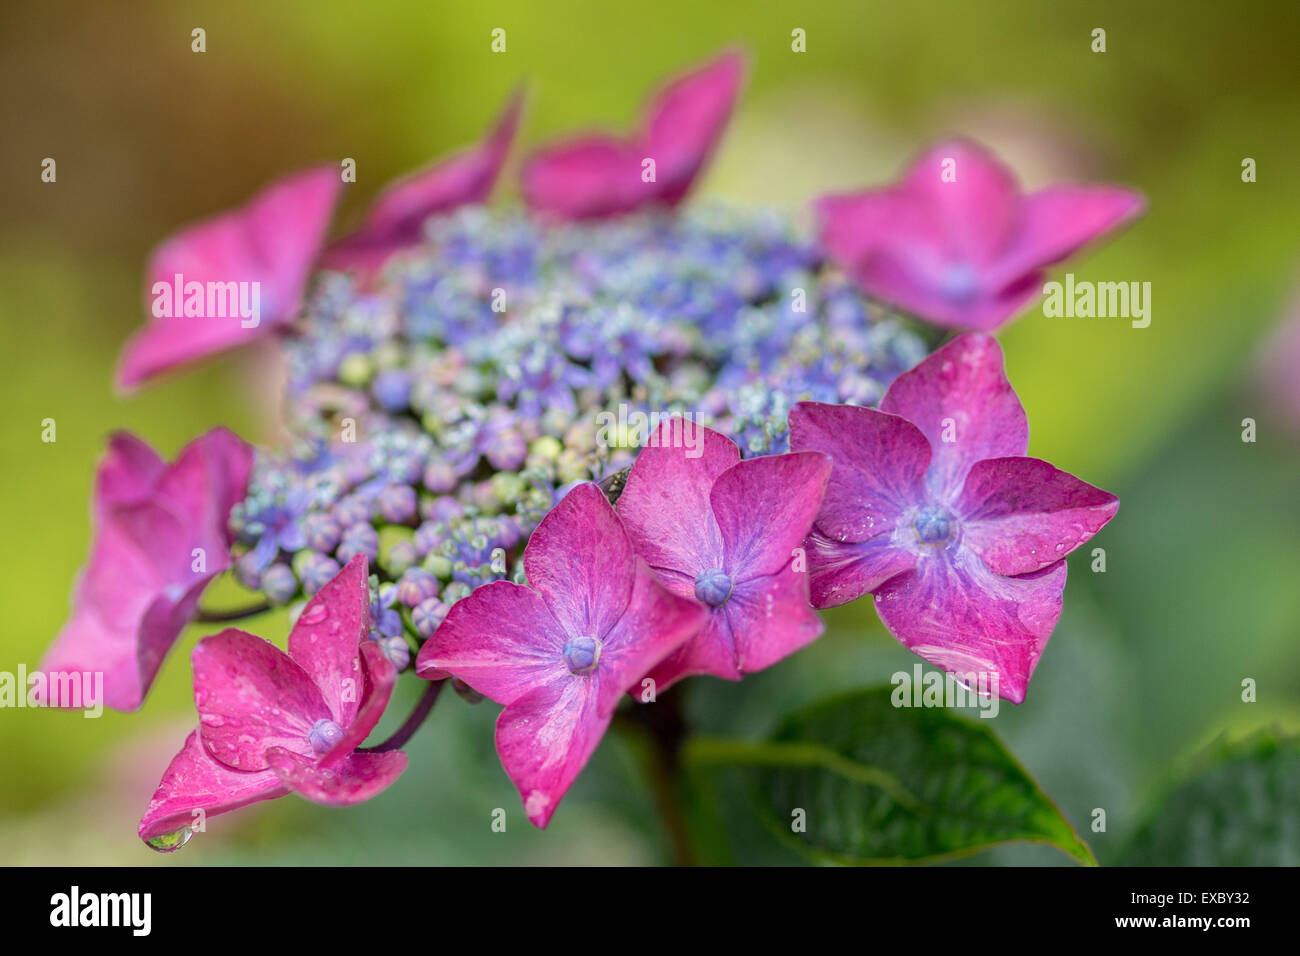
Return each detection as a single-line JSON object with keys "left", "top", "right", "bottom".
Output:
{"left": 39, "top": 44, "right": 1145, "bottom": 854}
{"left": 137, "top": 555, "right": 403, "bottom": 844}
{"left": 617, "top": 418, "right": 831, "bottom": 689}
{"left": 817, "top": 138, "right": 1145, "bottom": 330}
{"left": 788, "top": 333, "right": 1119, "bottom": 702}
{"left": 40, "top": 428, "right": 253, "bottom": 711}
{"left": 415, "top": 482, "right": 706, "bottom": 827}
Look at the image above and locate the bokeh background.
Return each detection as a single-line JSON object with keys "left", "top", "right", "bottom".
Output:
{"left": 3, "top": 0, "right": 1298, "bottom": 865}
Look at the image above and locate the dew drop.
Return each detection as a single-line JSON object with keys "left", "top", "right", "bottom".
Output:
{"left": 144, "top": 826, "right": 193, "bottom": 853}
{"left": 299, "top": 603, "right": 329, "bottom": 626}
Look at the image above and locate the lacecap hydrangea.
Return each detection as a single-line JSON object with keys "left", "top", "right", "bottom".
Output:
{"left": 36, "top": 49, "right": 1142, "bottom": 846}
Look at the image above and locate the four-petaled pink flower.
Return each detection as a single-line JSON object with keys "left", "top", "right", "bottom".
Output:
{"left": 414, "top": 482, "right": 706, "bottom": 828}
{"left": 521, "top": 50, "right": 744, "bottom": 220}
{"left": 788, "top": 333, "right": 1119, "bottom": 703}
{"left": 617, "top": 418, "right": 831, "bottom": 690}
{"left": 816, "top": 138, "right": 1145, "bottom": 330}
{"left": 138, "top": 555, "right": 404, "bottom": 843}
{"left": 41, "top": 428, "right": 253, "bottom": 711}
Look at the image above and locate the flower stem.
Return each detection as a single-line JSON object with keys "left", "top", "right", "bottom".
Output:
{"left": 617, "top": 685, "right": 696, "bottom": 867}
{"left": 195, "top": 601, "right": 271, "bottom": 622}
{"left": 358, "top": 679, "right": 444, "bottom": 753}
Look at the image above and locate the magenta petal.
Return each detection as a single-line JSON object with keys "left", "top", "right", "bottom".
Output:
{"left": 320, "top": 640, "right": 397, "bottom": 766}
{"left": 288, "top": 554, "right": 370, "bottom": 726}
{"left": 524, "top": 483, "right": 638, "bottom": 643}
{"left": 414, "top": 581, "right": 568, "bottom": 704}
{"left": 138, "top": 730, "right": 285, "bottom": 841}
{"left": 641, "top": 49, "right": 745, "bottom": 205}
{"left": 40, "top": 428, "right": 252, "bottom": 711}
{"left": 726, "top": 563, "right": 824, "bottom": 674}
{"left": 815, "top": 139, "right": 1144, "bottom": 332}
{"left": 874, "top": 549, "right": 1067, "bottom": 704}
{"left": 815, "top": 191, "right": 895, "bottom": 275}
{"left": 41, "top": 557, "right": 213, "bottom": 712}
{"left": 804, "top": 528, "right": 917, "bottom": 610}
{"left": 97, "top": 432, "right": 166, "bottom": 511}
{"left": 991, "top": 184, "right": 1146, "bottom": 291}
{"left": 324, "top": 89, "right": 523, "bottom": 268}
{"left": 879, "top": 333, "right": 1028, "bottom": 501}
{"left": 893, "top": 139, "right": 1021, "bottom": 267}
{"left": 495, "top": 678, "right": 608, "bottom": 829}
{"left": 522, "top": 50, "right": 743, "bottom": 220}
{"left": 593, "top": 560, "right": 706, "bottom": 714}
{"left": 117, "top": 165, "right": 341, "bottom": 389}
{"left": 521, "top": 136, "right": 643, "bottom": 220}
{"left": 193, "top": 629, "right": 331, "bottom": 772}
{"left": 618, "top": 419, "right": 739, "bottom": 594}
{"left": 264, "top": 748, "right": 407, "bottom": 807}
{"left": 956, "top": 457, "right": 1119, "bottom": 576}
{"left": 816, "top": 140, "right": 1025, "bottom": 330}
{"left": 156, "top": 427, "right": 256, "bottom": 540}
{"left": 787, "top": 402, "right": 931, "bottom": 544}
{"left": 711, "top": 451, "right": 831, "bottom": 580}
{"left": 645, "top": 612, "right": 740, "bottom": 692}
{"left": 846, "top": 249, "right": 1045, "bottom": 331}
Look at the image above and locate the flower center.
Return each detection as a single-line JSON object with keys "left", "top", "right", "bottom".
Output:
{"left": 941, "top": 262, "right": 978, "bottom": 304}
{"left": 563, "top": 635, "right": 601, "bottom": 674}
{"left": 693, "top": 568, "right": 733, "bottom": 607}
{"left": 914, "top": 506, "right": 954, "bottom": 544}
{"left": 308, "top": 718, "right": 344, "bottom": 755}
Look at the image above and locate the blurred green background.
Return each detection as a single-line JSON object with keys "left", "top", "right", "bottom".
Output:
{"left": 2, "top": 0, "right": 1298, "bottom": 865}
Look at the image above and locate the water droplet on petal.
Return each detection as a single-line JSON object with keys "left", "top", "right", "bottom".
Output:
{"left": 299, "top": 602, "right": 329, "bottom": 626}
{"left": 144, "top": 826, "right": 193, "bottom": 853}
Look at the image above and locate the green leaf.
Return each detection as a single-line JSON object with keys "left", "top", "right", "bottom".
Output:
{"left": 1120, "top": 730, "right": 1300, "bottom": 866}
{"left": 685, "top": 686, "right": 1094, "bottom": 866}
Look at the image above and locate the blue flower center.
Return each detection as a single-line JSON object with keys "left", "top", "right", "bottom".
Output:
{"left": 563, "top": 635, "right": 601, "bottom": 674}
{"left": 914, "top": 506, "right": 954, "bottom": 544}
{"left": 693, "top": 568, "right": 733, "bottom": 607}
{"left": 308, "top": 718, "right": 344, "bottom": 755}
{"left": 941, "top": 262, "right": 978, "bottom": 304}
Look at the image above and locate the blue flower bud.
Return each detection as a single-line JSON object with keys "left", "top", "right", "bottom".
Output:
{"left": 413, "top": 520, "right": 442, "bottom": 557}
{"left": 336, "top": 523, "right": 379, "bottom": 564}
{"left": 376, "top": 634, "right": 410, "bottom": 672}
{"left": 308, "top": 718, "right": 344, "bottom": 754}
{"left": 299, "top": 552, "right": 342, "bottom": 596}
{"left": 377, "top": 484, "right": 417, "bottom": 524}
{"left": 412, "top": 597, "right": 450, "bottom": 638}
{"left": 693, "top": 568, "right": 733, "bottom": 607}
{"left": 441, "top": 581, "right": 472, "bottom": 606}
{"left": 233, "top": 553, "right": 263, "bottom": 590}
{"left": 260, "top": 563, "right": 298, "bottom": 605}
{"left": 563, "top": 635, "right": 601, "bottom": 674}
{"left": 371, "top": 368, "right": 413, "bottom": 412}
{"left": 302, "top": 512, "right": 342, "bottom": 553}
{"left": 397, "top": 567, "right": 441, "bottom": 608}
